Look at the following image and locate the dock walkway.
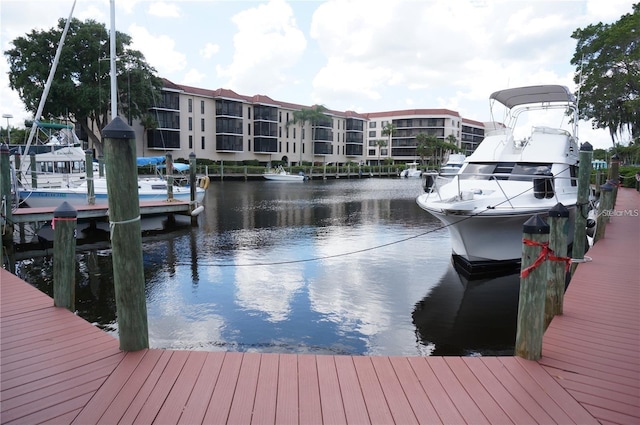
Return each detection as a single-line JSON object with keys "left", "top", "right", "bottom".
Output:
{"left": 1, "top": 189, "right": 638, "bottom": 424}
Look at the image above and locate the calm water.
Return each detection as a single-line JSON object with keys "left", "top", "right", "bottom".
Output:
{"left": 16, "top": 177, "right": 519, "bottom": 356}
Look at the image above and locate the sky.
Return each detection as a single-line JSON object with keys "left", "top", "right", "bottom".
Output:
{"left": 0, "top": 0, "right": 636, "bottom": 150}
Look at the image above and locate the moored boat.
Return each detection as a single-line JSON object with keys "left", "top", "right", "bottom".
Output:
{"left": 400, "top": 162, "right": 422, "bottom": 178}
{"left": 263, "top": 165, "right": 308, "bottom": 181}
{"left": 439, "top": 154, "right": 465, "bottom": 176}
{"left": 416, "top": 85, "right": 582, "bottom": 267}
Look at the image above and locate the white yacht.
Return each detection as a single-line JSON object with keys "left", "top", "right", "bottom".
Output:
{"left": 416, "top": 85, "right": 580, "bottom": 266}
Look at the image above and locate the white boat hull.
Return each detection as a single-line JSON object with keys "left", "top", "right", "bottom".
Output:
{"left": 418, "top": 199, "right": 576, "bottom": 262}
{"left": 18, "top": 178, "right": 205, "bottom": 209}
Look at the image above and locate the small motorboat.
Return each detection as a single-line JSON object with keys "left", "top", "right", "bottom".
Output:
{"left": 439, "top": 154, "right": 466, "bottom": 176}
{"left": 263, "top": 165, "right": 308, "bottom": 181}
{"left": 400, "top": 162, "right": 422, "bottom": 178}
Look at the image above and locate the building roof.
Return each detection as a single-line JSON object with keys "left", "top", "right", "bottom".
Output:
{"left": 162, "top": 79, "right": 479, "bottom": 124}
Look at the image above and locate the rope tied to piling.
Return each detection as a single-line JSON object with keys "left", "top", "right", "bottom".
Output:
{"left": 51, "top": 216, "right": 77, "bottom": 230}
{"left": 109, "top": 215, "right": 140, "bottom": 239}
{"left": 520, "top": 238, "right": 571, "bottom": 278}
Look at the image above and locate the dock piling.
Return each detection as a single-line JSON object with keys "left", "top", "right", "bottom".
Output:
{"left": 102, "top": 117, "right": 149, "bottom": 351}
{"left": 53, "top": 201, "right": 77, "bottom": 311}
{"left": 546, "top": 203, "right": 570, "bottom": 327}
{"left": 516, "top": 215, "right": 549, "bottom": 360}
{"left": 572, "top": 142, "right": 592, "bottom": 270}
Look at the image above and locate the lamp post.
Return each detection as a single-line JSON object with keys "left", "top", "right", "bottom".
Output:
{"left": 2, "top": 114, "right": 13, "bottom": 143}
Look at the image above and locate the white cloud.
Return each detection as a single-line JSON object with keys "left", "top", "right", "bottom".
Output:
{"left": 127, "top": 23, "right": 186, "bottom": 74}
{"left": 200, "top": 42, "right": 220, "bottom": 60}
{"left": 147, "top": 1, "right": 181, "bottom": 18}
{"left": 183, "top": 68, "right": 206, "bottom": 85}
{"left": 216, "top": 0, "right": 307, "bottom": 94}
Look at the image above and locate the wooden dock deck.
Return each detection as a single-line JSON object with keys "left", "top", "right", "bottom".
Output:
{"left": 11, "top": 200, "right": 195, "bottom": 224}
{"left": 2, "top": 189, "right": 638, "bottom": 424}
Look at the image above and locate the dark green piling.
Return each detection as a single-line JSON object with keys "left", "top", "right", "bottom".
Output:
{"left": 189, "top": 152, "right": 198, "bottom": 225}
{"left": 572, "top": 142, "right": 592, "bottom": 270}
{"left": 102, "top": 117, "right": 148, "bottom": 351}
{"left": 1, "top": 144, "right": 13, "bottom": 271}
{"left": 516, "top": 215, "right": 549, "bottom": 360}
{"left": 53, "top": 202, "right": 77, "bottom": 311}
{"left": 85, "top": 150, "right": 95, "bottom": 205}
{"left": 30, "top": 153, "right": 37, "bottom": 189}
{"left": 546, "top": 203, "right": 569, "bottom": 327}
{"left": 595, "top": 181, "right": 614, "bottom": 242}
{"left": 166, "top": 153, "right": 174, "bottom": 200}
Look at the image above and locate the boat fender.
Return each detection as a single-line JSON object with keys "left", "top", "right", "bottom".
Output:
{"left": 191, "top": 205, "right": 204, "bottom": 216}
{"left": 199, "top": 176, "right": 210, "bottom": 190}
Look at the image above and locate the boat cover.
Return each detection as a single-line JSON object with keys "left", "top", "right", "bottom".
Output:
{"left": 136, "top": 156, "right": 166, "bottom": 166}
{"left": 490, "top": 85, "right": 575, "bottom": 108}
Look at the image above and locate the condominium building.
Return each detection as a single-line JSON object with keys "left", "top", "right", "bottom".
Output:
{"left": 133, "top": 79, "right": 485, "bottom": 165}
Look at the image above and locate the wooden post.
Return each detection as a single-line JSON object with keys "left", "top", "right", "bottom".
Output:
{"left": 516, "top": 215, "right": 549, "bottom": 360}
{"left": 53, "top": 201, "right": 77, "bottom": 311}
{"left": 98, "top": 155, "right": 105, "bottom": 177}
{"left": 189, "top": 152, "right": 197, "bottom": 225}
{"left": 220, "top": 160, "right": 224, "bottom": 181}
{"left": 165, "top": 153, "right": 174, "bottom": 201}
{"left": 30, "top": 153, "right": 37, "bottom": 189}
{"left": 571, "top": 142, "right": 592, "bottom": 270}
{"left": 546, "top": 203, "right": 569, "bottom": 328}
{"left": 85, "top": 150, "right": 95, "bottom": 205}
{"left": 609, "top": 154, "right": 620, "bottom": 205}
{"left": 595, "top": 181, "right": 614, "bottom": 242}
{"left": 1, "top": 144, "right": 13, "bottom": 271}
{"left": 102, "top": 117, "right": 149, "bottom": 351}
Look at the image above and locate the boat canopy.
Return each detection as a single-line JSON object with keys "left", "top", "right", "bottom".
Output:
{"left": 25, "top": 120, "right": 74, "bottom": 130}
{"left": 136, "top": 156, "right": 166, "bottom": 166}
{"left": 490, "top": 85, "right": 575, "bottom": 108}
{"left": 157, "top": 163, "right": 190, "bottom": 172}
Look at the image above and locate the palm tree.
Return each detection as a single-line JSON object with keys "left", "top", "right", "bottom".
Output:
{"left": 286, "top": 105, "right": 329, "bottom": 165}
{"left": 381, "top": 122, "right": 396, "bottom": 161}
{"left": 374, "top": 139, "right": 387, "bottom": 166}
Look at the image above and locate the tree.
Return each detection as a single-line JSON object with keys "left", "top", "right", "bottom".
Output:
{"left": 374, "top": 139, "right": 387, "bottom": 165}
{"left": 571, "top": 4, "right": 640, "bottom": 146}
{"left": 285, "top": 104, "right": 329, "bottom": 164}
{"left": 381, "top": 122, "right": 396, "bottom": 160}
{"left": 415, "top": 133, "right": 437, "bottom": 167}
{"left": 5, "top": 17, "right": 163, "bottom": 155}
{"left": 140, "top": 114, "right": 158, "bottom": 158}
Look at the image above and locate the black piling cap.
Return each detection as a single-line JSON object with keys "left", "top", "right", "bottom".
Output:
{"left": 523, "top": 214, "right": 549, "bottom": 234}
{"left": 102, "top": 116, "right": 135, "bottom": 139}
{"left": 548, "top": 202, "right": 569, "bottom": 218}
{"left": 579, "top": 141, "right": 593, "bottom": 152}
{"left": 600, "top": 181, "right": 614, "bottom": 192}
{"left": 54, "top": 201, "right": 78, "bottom": 218}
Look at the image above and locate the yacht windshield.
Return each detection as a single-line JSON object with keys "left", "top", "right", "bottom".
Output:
{"left": 460, "top": 162, "right": 552, "bottom": 181}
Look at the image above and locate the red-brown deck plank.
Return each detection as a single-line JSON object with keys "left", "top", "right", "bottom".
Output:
{"left": 2, "top": 189, "right": 639, "bottom": 424}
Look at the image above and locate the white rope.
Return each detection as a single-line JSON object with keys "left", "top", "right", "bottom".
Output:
{"left": 570, "top": 255, "right": 592, "bottom": 263}
{"left": 109, "top": 215, "right": 140, "bottom": 239}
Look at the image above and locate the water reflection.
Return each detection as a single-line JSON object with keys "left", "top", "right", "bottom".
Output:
{"left": 16, "top": 178, "right": 518, "bottom": 356}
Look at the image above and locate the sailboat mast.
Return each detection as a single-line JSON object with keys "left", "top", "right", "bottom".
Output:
{"left": 23, "top": 0, "right": 77, "bottom": 154}
{"left": 110, "top": 0, "right": 117, "bottom": 119}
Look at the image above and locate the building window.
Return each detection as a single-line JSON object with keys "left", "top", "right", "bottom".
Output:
{"left": 368, "top": 149, "right": 376, "bottom": 155}
{"left": 248, "top": 107, "right": 251, "bottom": 120}
{"left": 369, "top": 131, "right": 376, "bottom": 137}
{"left": 248, "top": 123, "right": 251, "bottom": 135}
{"left": 369, "top": 122, "right": 377, "bottom": 128}
{"left": 201, "top": 136, "right": 205, "bottom": 149}
{"left": 188, "top": 99, "right": 192, "bottom": 113}
{"left": 286, "top": 142, "right": 289, "bottom": 153}
{"left": 200, "top": 101, "right": 205, "bottom": 114}
{"left": 201, "top": 118, "right": 205, "bottom": 132}
{"left": 188, "top": 117, "right": 193, "bottom": 131}
{"left": 189, "top": 135, "right": 193, "bottom": 149}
